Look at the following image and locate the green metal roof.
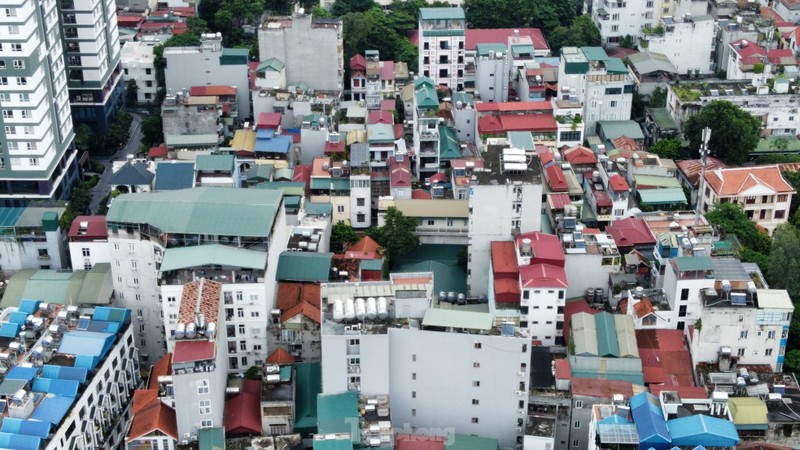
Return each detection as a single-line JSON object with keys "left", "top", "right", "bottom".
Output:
{"left": 422, "top": 308, "right": 493, "bottom": 331}
{"left": 508, "top": 131, "right": 535, "bottom": 150}
{"left": 445, "top": 433, "right": 498, "bottom": 450}
{"left": 451, "top": 91, "right": 474, "bottom": 107}
{"left": 107, "top": 187, "right": 283, "bottom": 237}
{"left": 511, "top": 44, "right": 535, "bottom": 57}
{"left": 247, "top": 163, "right": 274, "bottom": 182}
{"left": 419, "top": 7, "right": 465, "bottom": 20}
{"left": 1, "top": 264, "right": 113, "bottom": 308}
{"left": 368, "top": 123, "right": 395, "bottom": 142}
{"left": 415, "top": 85, "right": 439, "bottom": 109}
{"left": 276, "top": 251, "right": 333, "bottom": 282}
{"left": 331, "top": 178, "right": 350, "bottom": 191}
{"left": 274, "top": 167, "right": 294, "bottom": 181}
{"left": 647, "top": 107, "right": 679, "bottom": 130}
{"left": 256, "top": 57, "right": 285, "bottom": 72}
{"left": 637, "top": 187, "right": 687, "bottom": 205}
{"left": 310, "top": 178, "right": 330, "bottom": 190}
{"left": 198, "top": 427, "right": 225, "bottom": 450}
{"left": 476, "top": 43, "right": 506, "bottom": 56}
{"left": 594, "top": 311, "right": 620, "bottom": 357}
{"left": 439, "top": 126, "right": 460, "bottom": 160}
{"left": 414, "top": 76, "right": 435, "bottom": 88}
{"left": 257, "top": 181, "right": 306, "bottom": 197}
{"left": 220, "top": 48, "right": 249, "bottom": 65}
{"left": 598, "top": 120, "right": 645, "bottom": 140}
{"left": 160, "top": 245, "right": 267, "bottom": 272}
{"left": 580, "top": 46, "right": 610, "bottom": 61}
{"left": 0, "top": 208, "right": 25, "bottom": 227}
{"left": 360, "top": 259, "right": 383, "bottom": 271}
{"left": 317, "top": 391, "right": 359, "bottom": 435}
{"left": 313, "top": 440, "right": 353, "bottom": 450}
{"left": 295, "top": 362, "right": 321, "bottom": 434}
{"left": 195, "top": 154, "right": 234, "bottom": 172}
{"left": 164, "top": 134, "right": 219, "bottom": 147}
{"left": 674, "top": 255, "right": 714, "bottom": 272}
{"left": 304, "top": 202, "right": 332, "bottom": 216}
{"left": 634, "top": 175, "right": 682, "bottom": 188}
{"left": 605, "top": 58, "right": 629, "bottom": 74}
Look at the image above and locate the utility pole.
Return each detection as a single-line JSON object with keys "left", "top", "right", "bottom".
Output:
{"left": 695, "top": 126, "right": 712, "bottom": 225}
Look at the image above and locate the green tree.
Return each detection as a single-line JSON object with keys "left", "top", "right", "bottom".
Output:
{"left": 331, "top": 221, "right": 360, "bottom": 253}
{"left": 186, "top": 17, "right": 210, "bottom": 35}
{"left": 649, "top": 138, "right": 684, "bottom": 160}
{"left": 74, "top": 123, "right": 93, "bottom": 153}
{"left": 311, "top": 5, "right": 333, "bottom": 17}
{"left": 125, "top": 79, "right": 139, "bottom": 106}
{"left": 547, "top": 15, "right": 600, "bottom": 53}
{"left": 771, "top": 136, "right": 790, "bottom": 152}
{"left": 619, "top": 35, "right": 636, "bottom": 49}
{"left": 704, "top": 202, "right": 772, "bottom": 255}
{"left": 648, "top": 86, "right": 667, "bottom": 108}
{"left": 141, "top": 114, "right": 164, "bottom": 147}
{"left": 366, "top": 207, "right": 419, "bottom": 264}
{"left": 464, "top": 0, "right": 526, "bottom": 29}
{"left": 684, "top": 100, "right": 761, "bottom": 165}
{"left": 243, "top": 366, "right": 261, "bottom": 380}
{"left": 767, "top": 225, "right": 800, "bottom": 299}
{"left": 631, "top": 88, "right": 646, "bottom": 120}
{"left": 331, "top": 0, "right": 377, "bottom": 16}
{"left": 784, "top": 349, "right": 800, "bottom": 375}
{"left": 782, "top": 169, "right": 800, "bottom": 218}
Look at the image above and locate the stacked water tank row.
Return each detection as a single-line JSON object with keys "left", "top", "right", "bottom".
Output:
{"left": 437, "top": 291, "right": 488, "bottom": 305}
{"left": 174, "top": 312, "right": 216, "bottom": 340}
{"left": 331, "top": 297, "right": 389, "bottom": 322}
{"left": 585, "top": 287, "right": 605, "bottom": 303}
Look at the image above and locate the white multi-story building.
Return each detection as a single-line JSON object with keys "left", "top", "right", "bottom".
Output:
{"left": 558, "top": 47, "right": 634, "bottom": 135}
{"left": 641, "top": 15, "right": 715, "bottom": 75}
{"left": 258, "top": 12, "right": 343, "bottom": 93}
{"left": 591, "top": 0, "right": 659, "bottom": 46}
{"left": 0, "top": 0, "right": 80, "bottom": 206}
{"left": 690, "top": 287, "right": 793, "bottom": 372}
{"left": 350, "top": 174, "right": 371, "bottom": 228}
{"left": 701, "top": 166, "right": 795, "bottom": 235}
{"left": 320, "top": 274, "right": 531, "bottom": 449}
{"left": 105, "top": 187, "right": 288, "bottom": 368}
{"left": 164, "top": 33, "right": 251, "bottom": 120}
{"left": 62, "top": 0, "right": 124, "bottom": 133}
{"left": 0, "top": 302, "right": 139, "bottom": 450}
{"left": 121, "top": 39, "right": 158, "bottom": 105}
{"left": 662, "top": 255, "right": 715, "bottom": 331}
{"left": 474, "top": 44, "right": 509, "bottom": 102}
{"left": 418, "top": 8, "right": 466, "bottom": 90}
{"left": 412, "top": 76, "right": 441, "bottom": 180}
{"left": 0, "top": 206, "right": 67, "bottom": 271}
{"left": 468, "top": 144, "right": 542, "bottom": 296}
{"left": 68, "top": 215, "right": 110, "bottom": 269}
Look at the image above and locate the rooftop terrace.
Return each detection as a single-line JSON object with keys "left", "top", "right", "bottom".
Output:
{"left": 473, "top": 143, "right": 542, "bottom": 186}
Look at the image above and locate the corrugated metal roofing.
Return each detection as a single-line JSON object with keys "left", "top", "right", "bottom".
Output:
{"left": 571, "top": 312, "right": 598, "bottom": 355}
{"left": 422, "top": 308, "right": 493, "bottom": 331}
{"left": 295, "top": 362, "right": 321, "bottom": 432}
{"left": 614, "top": 315, "right": 639, "bottom": 358}
{"left": 276, "top": 252, "right": 333, "bottom": 282}
{"left": 667, "top": 415, "right": 739, "bottom": 447}
{"left": 195, "top": 154, "right": 234, "bottom": 172}
{"left": 0, "top": 418, "right": 50, "bottom": 439}
{"left": 161, "top": 244, "right": 267, "bottom": 272}
{"left": 32, "top": 378, "right": 80, "bottom": 397}
{"left": 445, "top": 433, "right": 497, "bottom": 450}
{"left": 631, "top": 392, "right": 671, "bottom": 446}
{"left": 107, "top": 187, "right": 282, "bottom": 237}
{"left": 727, "top": 397, "right": 769, "bottom": 429}
{"left": 595, "top": 312, "right": 620, "bottom": 357}
{"left": 318, "top": 390, "right": 359, "bottom": 435}
{"left": 31, "top": 395, "right": 73, "bottom": 425}
{"left": 154, "top": 161, "right": 195, "bottom": 191}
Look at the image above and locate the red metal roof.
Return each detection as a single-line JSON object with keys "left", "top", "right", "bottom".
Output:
{"left": 594, "top": 190, "right": 612, "bottom": 208}
{"left": 632, "top": 299, "right": 655, "bottom": 319}
{"left": 148, "top": 353, "right": 172, "bottom": 390}
{"left": 608, "top": 174, "right": 629, "bottom": 193}
{"left": 494, "top": 278, "right": 521, "bottom": 304}
{"left": 368, "top": 110, "right": 394, "bottom": 125}
{"left": 636, "top": 329, "right": 694, "bottom": 387}
{"left": 117, "top": 15, "right": 144, "bottom": 27}
{"left": 189, "top": 85, "right": 237, "bottom": 97}
{"left": 475, "top": 101, "right": 552, "bottom": 112}
{"left": 516, "top": 231, "right": 565, "bottom": 267}
{"left": 350, "top": 54, "right": 366, "bottom": 70}
{"left": 562, "top": 145, "right": 597, "bottom": 165}
{"left": 224, "top": 379, "right": 262, "bottom": 434}
{"left": 412, "top": 189, "right": 432, "bottom": 199}
{"left": 465, "top": 28, "right": 549, "bottom": 51}
{"left": 380, "top": 99, "right": 396, "bottom": 111}
{"left": 676, "top": 157, "right": 726, "bottom": 187}
{"left": 478, "top": 113, "right": 556, "bottom": 134}
{"left": 132, "top": 389, "right": 159, "bottom": 414}
{"left": 381, "top": 60, "right": 395, "bottom": 81}
{"left": 256, "top": 112, "right": 282, "bottom": 129}
{"left": 768, "top": 48, "right": 798, "bottom": 65}
{"left": 248, "top": 61, "right": 259, "bottom": 90}
{"left": 325, "top": 141, "right": 345, "bottom": 154}
{"left": 128, "top": 397, "right": 178, "bottom": 441}
{"left": 396, "top": 434, "right": 446, "bottom": 450}
{"left": 148, "top": 143, "right": 167, "bottom": 159}
{"left": 537, "top": 146, "right": 555, "bottom": 166}
{"left": 606, "top": 218, "right": 656, "bottom": 249}
{"left": 172, "top": 340, "right": 215, "bottom": 364}
{"left": 545, "top": 165, "right": 568, "bottom": 192}
{"left": 571, "top": 377, "right": 633, "bottom": 398}
{"left": 429, "top": 172, "right": 447, "bottom": 183}
{"left": 390, "top": 157, "right": 411, "bottom": 187}
{"left": 345, "top": 236, "right": 383, "bottom": 260}
{"left": 68, "top": 215, "right": 107, "bottom": 240}
{"left": 519, "top": 263, "right": 568, "bottom": 288}
{"left": 394, "top": 123, "right": 405, "bottom": 140}
{"left": 548, "top": 193, "right": 572, "bottom": 210}
{"left": 266, "top": 347, "right": 295, "bottom": 365}
{"left": 491, "top": 241, "right": 519, "bottom": 278}
{"left": 554, "top": 359, "right": 571, "bottom": 380}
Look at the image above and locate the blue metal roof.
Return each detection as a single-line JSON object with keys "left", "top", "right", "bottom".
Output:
{"left": 154, "top": 162, "right": 196, "bottom": 191}
{"left": 58, "top": 331, "right": 115, "bottom": 370}
{"left": 41, "top": 365, "right": 88, "bottom": 382}
{"left": 0, "top": 431, "right": 41, "bottom": 450}
{"left": 92, "top": 306, "right": 130, "bottom": 323}
{"left": 1, "top": 418, "right": 50, "bottom": 438}
{"left": 17, "top": 300, "right": 39, "bottom": 315}
{"left": 256, "top": 128, "right": 275, "bottom": 140}
{"left": 86, "top": 320, "right": 123, "bottom": 334}
{"left": 31, "top": 395, "right": 73, "bottom": 425}
{"left": 7, "top": 311, "right": 28, "bottom": 325}
{"left": 668, "top": 415, "right": 739, "bottom": 448}
{"left": 255, "top": 135, "right": 293, "bottom": 154}
{"left": 32, "top": 378, "right": 80, "bottom": 397}
{"left": 631, "top": 392, "right": 671, "bottom": 449}
{"left": 5, "top": 367, "right": 39, "bottom": 382}
{"left": 0, "top": 322, "right": 20, "bottom": 338}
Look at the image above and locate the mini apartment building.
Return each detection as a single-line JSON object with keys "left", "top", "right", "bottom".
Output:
{"left": 418, "top": 8, "right": 466, "bottom": 90}
{"left": 0, "top": 207, "right": 67, "bottom": 271}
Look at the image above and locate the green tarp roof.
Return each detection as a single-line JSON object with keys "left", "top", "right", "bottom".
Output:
{"left": 256, "top": 181, "right": 306, "bottom": 197}
{"left": 419, "top": 7, "right": 465, "bottom": 20}
{"left": 634, "top": 175, "right": 683, "bottom": 188}
{"left": 198, "top": 427, "right": 225, "bottom": 450}
{"left": 1, "top": 264, "right": 112, "bottom": 308}
{"left": 295, "top": 362, "right": 322, "bottom": 433}
{"left": 605, "top": 58, "right": 629, "bottom": 74}
{"left": 195, "top": 154, "right": 234, "bottom": 172}
{"left": 160, "top": 245, "right": 267, "bottom": 272}
{"left": 674, "top": 256, "right": 713, "bottom": 272}
{"left": 317, "top": 391, "right": 359, "bottom": 435}
{"left": 595, "top": 311, "right": 620, "bottom": 357}
{"left": 439, "top": 126, "right": 460, "bottom": 160}
{"left": 598, "top": 120, "right": 645, "bottom": 140}
{"left": 256, "top": 57, "right": 285, "bottom": 72}
{"left": 647, "top": 107, "right": 679, "bottom": 130}
{"left": 476, "top": 43, "right": 506, "bottom": 56}
{"left": 107, "top": 187, "right": 282, "bottom": 237}
{"left": 276, "top": 252, "right": 332, "bottom": 282}
{"left": 422, "top": 308, "right": 493, "bottom": 331}
{"left": 637, "top": 187, "right": 687, "bottom": 205}
{"left": 304, "top": 202, "right": 332, "bottom": 216}
{"left": 445, "top": 433, "right": 498, "bottom": 450}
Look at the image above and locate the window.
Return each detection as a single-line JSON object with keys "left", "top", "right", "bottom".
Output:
{"left": 237, "top": 308, "right": 244, "bottom": 318}
{"left": 197, "top": 379, "right": 210, "bottom": 395}
{"left": 412, "top": 354, "right": 416, "bottom": 362}
{"left": 471, "top": 417, "right": 479, "bottom": 423}
{"left": 768, "top": 330, "right": 776, "bottom": 339}
{"left": 574, "top": 421, "right": 581, "bottom": 428}
{"left": 253, "top": 344, "right": 262, "bottom": 351}
{"left": 8, "top": 25, "right": 19, "bottom": 35}
{"left": 611, "top": 25, "right": 619, "bottom": 32}
{"left": 337, "top": 205, "right": 345, "bottom": 213}
{"left": 238, "top": 324, "right": 245, "bottom": 334}
{"left": 167, "top": 296, "right": 176, "bottom": 303}
{"left": 412, "top": 408, "right": 416, "bottom": 416}
{"left": 2, "top": 110, "right": 11, "bottom": 119}
{"left": 5, "top": 8, "right": 17, "bottom": 16}
{"left": 199, "top": 399, "right": 211, "bottom": 414}
{"left": 12, "top": 60, "right": 24, "bottom": 70}
{"left": 356, "top": 213, "right": 366, "bottom": 223}
{"left": 239, "top": 341, "right": 247, "bottom": 351}
{"left": 474, "top": 343, "right": 482, "bottom": 349}
{"left": 740, "top": 330, "right": 748, "bottom": 339}
{"left": 18, "top": 93, "right": 28, "bottom": 103}
{"left": 738, "top": 347, "right": 745, "bottom": 356}
{"left": 412, "top": 373, "right": 416, "bottom": 380}
{"left": 11, "top": 44, "right": 21, "bottom": 52}
{"left": 412, "top": 391, "right": 416, "bottom": 398}
{"left": 609, "top": 100, "right": 618, "bottom": 108}
{"left": 250, "top": 311, "right": 260, "bottom": 318}
{"left": 427, "top": 219, "right": 435, "bottom": 226}
{"left": 201, "top": 420, "right": 213, "bottom": 428}
{"left": 473, "top": 362, "right": 480, "bottom": 368}
{"left": 0, "top": 78, "right": 6, "bottom": 86}
{"left": 575, "top": 400, "right": 583, "bottom": 408}
{"left": 778, "top": 194, "right": 788, "bottom": 202}
{"left": 680, "top": 288, "right": 689, "bottom": 301}
{"left": 16, "top": 77, "right": 26, "bottom": 85}
{"left": 775, "top": 210, "right": 786, "bottom": 219}
{"left": 523, "top": 291, "right": 529, "bottom": 300}
{"left": 4, "top": 126, "right": 15, "bottom": 135}
{"left": 472, "top": 398, "right": 479, "bottom": 405}
{"left": 473, "top": 380, "right": 480, "bottom": 387}
{"left": 573, "top": 440, "right": 580, "bottom": 447}
{"left": 642, "top": 315, "right": 657, "bottom": 326}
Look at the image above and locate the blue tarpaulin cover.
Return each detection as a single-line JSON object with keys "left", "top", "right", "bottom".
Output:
{"left": 5, "top": 367, "right": 39, "bottom": 382}
{"left": 31, "top": 395, "right": 73, "bottom": 425}
{"left": 41, "top": 365, "right": 88, "bottom": 382}
{"left": 17, "top": 300, "right": 39, "bottom": 315}
{"left": 32, "top": 378, "right": 80, "bottom": 397}
{"left": 0, "top": 431, "right": 41, "bottom": 450}
{"left": 7, "top": 312, "right": 29, "bottom": 324}
{"left": 0, "top": 322, "right": 21, "bottom": 338}
{"left": 1, "top": 418, "right": 50, "bottom": 438}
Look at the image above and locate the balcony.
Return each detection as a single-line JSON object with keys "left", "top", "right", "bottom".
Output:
{"left": 416, "top": 226, "right": 469, "bottom": 235}
{"left": 347, "top": 345, "right": 360, "bottom": 355}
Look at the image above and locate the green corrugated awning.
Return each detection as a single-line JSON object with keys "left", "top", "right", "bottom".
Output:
{"left": 160, "top": 245, "right": 268, "bottom": 272}
{"left": 419, "top": 7, "right": 465, "bottom": 20}
{"left": 195, "top": 154, "right": 234, "bottom": 172}
{"left": 634, "top": 175, "right": 683, "bottom": 188}
{"left": 220, "top": 48, "right": 249, "bottom": 65}
{"left": 247, "top": 164, "right": 274, "bottom": 182}
{"left": 637, "top": 187, "right": 687, "bottom": 205}
{"left": 330, "top": 178, "right": 350, "bottom": 191}
{"left": 595, "top": 311, "right": 620, "bottom": 357}
{"left": 674, "top": 256, "right": 713, "bottom": 272}
{"left": 445, "top": 433, "right": 498, "bottom": 450}
{"left": 107, "top": 187, "right": 283, "bottom": 237}
{"left": 304, "top": 202, "right": 332, "bottom": 216}
{"left": 318, "top": 391, "right": 359, "bottom": 435}
{"left": 164, "top": 134, "right": 219, "bottom": 147}
{"left": 0, "top": 379, "right": 27, "bottom": 396}
{"left": 276, "top": 252, "right": 333, "bottom": 282}
{"left": 198, "top": 427, "right": 226, "bottom": 450}
{"left": 256, "top": 181, "right": 305, "bottom": 196}
{"left": 256, "top": 57, "right": 285, "bottom": 72}
{"left": 360, "top": 259, "right": 383, "bottom": 271}
{"left": 310, "top": 178, "right": 330, "bottom": 190}
{"left": 295, "top": 362, "right": 321, "bottom": 434}
{"left": 284, "top": 196, "right": 301, "bottom": 208}
{"left": 605, "top": 58, "right": 629, "bottom": 74}
{"left": 422, "top": 308, "right": 493, "bottom": 331}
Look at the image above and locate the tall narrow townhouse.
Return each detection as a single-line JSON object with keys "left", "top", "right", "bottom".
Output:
{"left": 591, "top": 0, "right": 660, "bottom": 46}
{"left": 61, "top": 0, "right": 124, "bottom": 133}
{"left": 418, "top": 7, "right": 465, "bottom": 90}
{"left": 0, "top": 0, "right": 79, "bottom": 206}
{"left": 105, "top": 187, "right": 288, "bottom": 368}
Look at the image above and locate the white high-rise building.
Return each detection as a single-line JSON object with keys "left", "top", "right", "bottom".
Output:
{"left": 418, "top": 8, "right": 466, "bottom": 90}
{"left": 0, "top": 0, "right": 79, "bottom": 206}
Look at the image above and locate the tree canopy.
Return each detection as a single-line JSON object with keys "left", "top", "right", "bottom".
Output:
{"left": 331, "top": 0, "right": 376, "bottom": 16}
{"left": 341, "top": 6, "right": 419, "bottom": 73}
{"left": 704, "top": 202, "right": 772, "bottom": 256}
{"left": 546, "top": 15, "right": 600, "bottom": 53}
{"left": 768, "top": 225, "right": 800, "bottom": 300}
{"left": 649, "top": 138, "right": 684, "bottom": 160}
{"left": 684, "top": 100, "right": 761, "bottom": 165}
{"left": 366, "top": 207, "right": 419, "bottom": 264}
{"left": 464, "top": 0, "right": 581, "bottom": 33}
{"left": 331, "top": 221, "right": 360, "bottom": 253}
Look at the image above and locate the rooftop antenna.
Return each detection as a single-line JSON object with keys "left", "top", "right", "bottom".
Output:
{"left": 694, "top": 126, "right": 711, "bottom": 226}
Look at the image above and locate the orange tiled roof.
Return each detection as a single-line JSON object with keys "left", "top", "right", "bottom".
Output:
{"left": 281, "top": 300, "right": 321, "bottom": 324}
{"left": 276, "top": 282, "right": 321, "bottom": 324}
{"left": 344, "top": 236, "right": 383, "bottom": 260}
{"left": 128, "top": 398, "right": 178, "bottom": 441}
{"left": 132, "top": 389, "right": 159, "bottom": 414}
{"left": 633, "top": 299, "right": 655, "bottom": 319}
{"left": 266, "top": 347, "right": 296, "bottom": 365}
{"left": 148, "top": 353, "right": 172, "bottom": 390}
{"left": 612, "top": 136, "right": 640, "bottom": 151}
{"left": 704, "top": 166, "right": 795, "bottom": 196}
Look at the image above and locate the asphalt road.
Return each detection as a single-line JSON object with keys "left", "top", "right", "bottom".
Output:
{"left": 89, "top": 112, "right": 143, "bottom": 213}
